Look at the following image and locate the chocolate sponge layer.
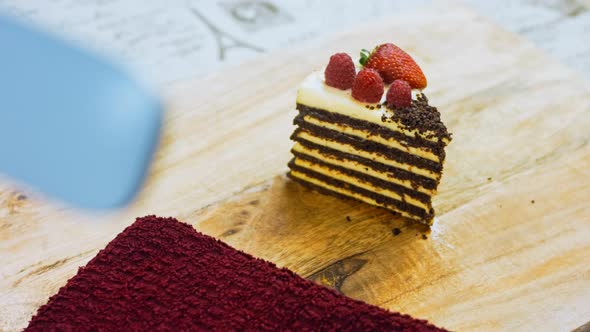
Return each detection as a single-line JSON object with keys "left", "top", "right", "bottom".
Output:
{"left": 288, "top": 160, "right": 434, "bottom": 222}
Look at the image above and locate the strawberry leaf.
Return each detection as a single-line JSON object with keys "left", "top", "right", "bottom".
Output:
{"left": 359, "top": 49, "right": 370, "bottom": 66}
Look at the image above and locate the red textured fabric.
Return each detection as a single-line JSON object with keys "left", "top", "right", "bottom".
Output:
{"left": 26, "top": 216, "right": 447, "bottom": 332}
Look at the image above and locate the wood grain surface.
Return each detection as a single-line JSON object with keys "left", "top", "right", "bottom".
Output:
{"left": 1, "top": 2, "right": 590, "bottom": 331}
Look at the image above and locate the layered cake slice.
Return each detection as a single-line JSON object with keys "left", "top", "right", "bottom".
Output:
{"left": 288, "top": 44, "right": 451, "bottom": 224}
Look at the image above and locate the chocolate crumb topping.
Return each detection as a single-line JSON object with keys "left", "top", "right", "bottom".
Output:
{"left": 384, "top": 93, "right": 452, "bottom": 142}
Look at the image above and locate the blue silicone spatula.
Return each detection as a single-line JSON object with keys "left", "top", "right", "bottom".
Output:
{"left": 0, "top": 13, "right": 163, "bottom": 210}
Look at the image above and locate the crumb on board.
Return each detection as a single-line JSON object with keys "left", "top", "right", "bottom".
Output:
{"left": 392, "top": 228, "right": 401, "bottom": 236}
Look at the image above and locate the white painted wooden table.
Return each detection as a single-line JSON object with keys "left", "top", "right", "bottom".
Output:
{"left": 0, "top": 0, "right": 588, "bottom": 85}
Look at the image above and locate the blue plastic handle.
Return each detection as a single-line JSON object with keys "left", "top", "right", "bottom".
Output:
{"left": 0, "top": 13, "right": 163, "bottom": 210}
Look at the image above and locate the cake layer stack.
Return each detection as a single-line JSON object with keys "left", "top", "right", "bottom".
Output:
{"left": 288, "top": 71, "right": 451, "bottom": 224}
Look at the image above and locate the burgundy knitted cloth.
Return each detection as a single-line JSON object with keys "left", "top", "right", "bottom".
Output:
{"left": 26, "top": 216, "right": 447, "bottom": 331}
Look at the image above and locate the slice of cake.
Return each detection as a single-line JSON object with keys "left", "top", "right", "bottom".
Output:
{"left": 288, "top": 44, "right": 451, "bottom": 225}
{"left": 26, "top": 216, "right": 447, "bottom": 331}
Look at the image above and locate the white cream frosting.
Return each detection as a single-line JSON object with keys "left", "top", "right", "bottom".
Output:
{"left": 289, "top": 170, "right": 423, "bottom": 222}
{"left": 296, "top": 71, "right": 447, "bottom": 144}
{"left": 294, "top": 130, "right": 440, "bottom": 180}
{"left": 301, "top": 115, "right": 440, "bottom": 162}
{"left": 292, "top": 143, "right": 435, "bottom": 195}
{"left": 293, "top": 157, "right": 429, "bottom": 211}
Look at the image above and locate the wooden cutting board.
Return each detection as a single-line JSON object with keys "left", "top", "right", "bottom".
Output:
{"left": 1, "top": 2, "right": 589, "bottom": 331}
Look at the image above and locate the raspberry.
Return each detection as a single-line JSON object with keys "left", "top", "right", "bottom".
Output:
{"left": 324, "top": 53, "right": 356, "bottom": 90}
{"left": 351, "top": 68, "right": 384, "bottom": 103}
{"left": 386, "top": 80, "right": 412, "bottom": 108}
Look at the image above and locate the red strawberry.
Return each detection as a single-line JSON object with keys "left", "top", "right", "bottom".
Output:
{"left": 351, "top": 68, "right": 384, "bottom": 103}
{"left": 324, "top": 53, "right": 356, "bottom": 90}
{"left": 386, "top": 80, "right": 412, "bottom": 108}
{"left": 359, "top": 43, "right": 427, "bottom": 89}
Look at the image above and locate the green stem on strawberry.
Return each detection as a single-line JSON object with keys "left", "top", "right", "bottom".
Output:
{"left": 359, "top": 49, "right": 371, "bottom": 66}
